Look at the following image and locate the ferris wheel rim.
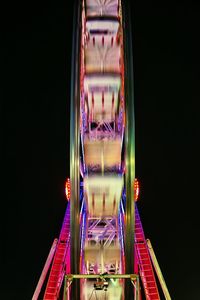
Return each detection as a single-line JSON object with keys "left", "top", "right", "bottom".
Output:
{"left": 70, "top": 0, "right": 135, "bottom": 298}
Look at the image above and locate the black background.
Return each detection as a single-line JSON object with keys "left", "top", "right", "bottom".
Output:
{"left": 2, "top": 0, "right": 200, "bottom": 299}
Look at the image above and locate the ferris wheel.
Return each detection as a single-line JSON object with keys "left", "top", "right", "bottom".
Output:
{"left": 32, "top": 1, "right": 171, "bottom": 299}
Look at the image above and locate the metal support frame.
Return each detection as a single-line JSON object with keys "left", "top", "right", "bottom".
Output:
{"left": 88, "top": 120, "right": 116, "bottom": 139}
{"left": 122, "top": 0, "right": 136, "bottom": 298}
{"left": 71, "top": 0, "right": 135, "bottom": 299}
{"left": 32, "top": 239, "right": 58, "bottom": 300}
{"left": 147, "top": 239, "right": 172, "bottom": 300}
{"left": 33, "top": 1, "right": 172, "bottom": 299}
{"left": 63, "top": 274, "right": 140, "bottom": 300}
{"left": 84, "top": 216, "right": 119, "bottom": 274}
{"left": 70, "top": 0, "right": 82, "bottom": 298}
{"left": 119, "top": 201, "right": 125, "bottom": 273}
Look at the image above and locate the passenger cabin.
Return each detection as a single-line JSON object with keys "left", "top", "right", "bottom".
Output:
{"left": 84, "top": 75, "right": 120, "bottom": 122}
{"left": 84, "top": 176, "right": 123, "bottom": 217}
{"left": 84, "top": 244, "right": 121, "bottom": 272}
{"left": 85, "top": 42, "right": 121, "bottom": 74}
{"left": 85, "top": 0, "right": 119, "bottom": 18}
{"left": 84, "top": 14, "right": 121, "bottom": 73}
{"left": 83, "top": 75, "right": 122, "bottom": 170}
{"left": 84, "top": 137, "right": 122, "bottom": 171}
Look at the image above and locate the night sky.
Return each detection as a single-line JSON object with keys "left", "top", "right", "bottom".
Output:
{"left": 2, "top": 0, "right": 200, "bottom": 299}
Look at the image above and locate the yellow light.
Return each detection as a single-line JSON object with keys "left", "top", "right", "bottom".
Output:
{"left": 134, "top": 178, "right": 140, "bottom": 201}
{"left": 65, "top": 178, "right": 70, "bottom": 201}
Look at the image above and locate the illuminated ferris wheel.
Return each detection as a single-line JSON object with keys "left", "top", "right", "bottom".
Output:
{"left": 32, "top": 1, "right": 171, "bottom": 299}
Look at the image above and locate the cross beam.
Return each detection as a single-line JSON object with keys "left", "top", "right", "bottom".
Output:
{"left": 63, "top": 274, "right": 140, "bottom": 300}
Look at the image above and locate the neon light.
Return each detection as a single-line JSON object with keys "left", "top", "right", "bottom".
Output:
{"left": 65, "top": 178, "right": 70, "bottom": 201}
{"left": 134, "top": 178, "right": 140, "bottom": 201}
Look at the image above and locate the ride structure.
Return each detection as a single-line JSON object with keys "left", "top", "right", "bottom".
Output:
{"left": 32, "top": 0, "right": 171, "bottom": 299}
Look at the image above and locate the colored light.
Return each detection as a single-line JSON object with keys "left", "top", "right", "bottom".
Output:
{"left": 134, "top": 178, "right": 140, "bottom": 201}
{"left": 65, "top": 178, "right": 70, "bottom": 201}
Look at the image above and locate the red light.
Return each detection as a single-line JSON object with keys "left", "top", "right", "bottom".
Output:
{"left": 134, "top": 178, "right": 140, "bottom": 201}
{"left": 65, "top": 178, "right": 70, "bottom": 201}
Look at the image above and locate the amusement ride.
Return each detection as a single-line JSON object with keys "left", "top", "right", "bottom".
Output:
{"left": 32, "top": 1, "right": 171, "bottom": 299}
